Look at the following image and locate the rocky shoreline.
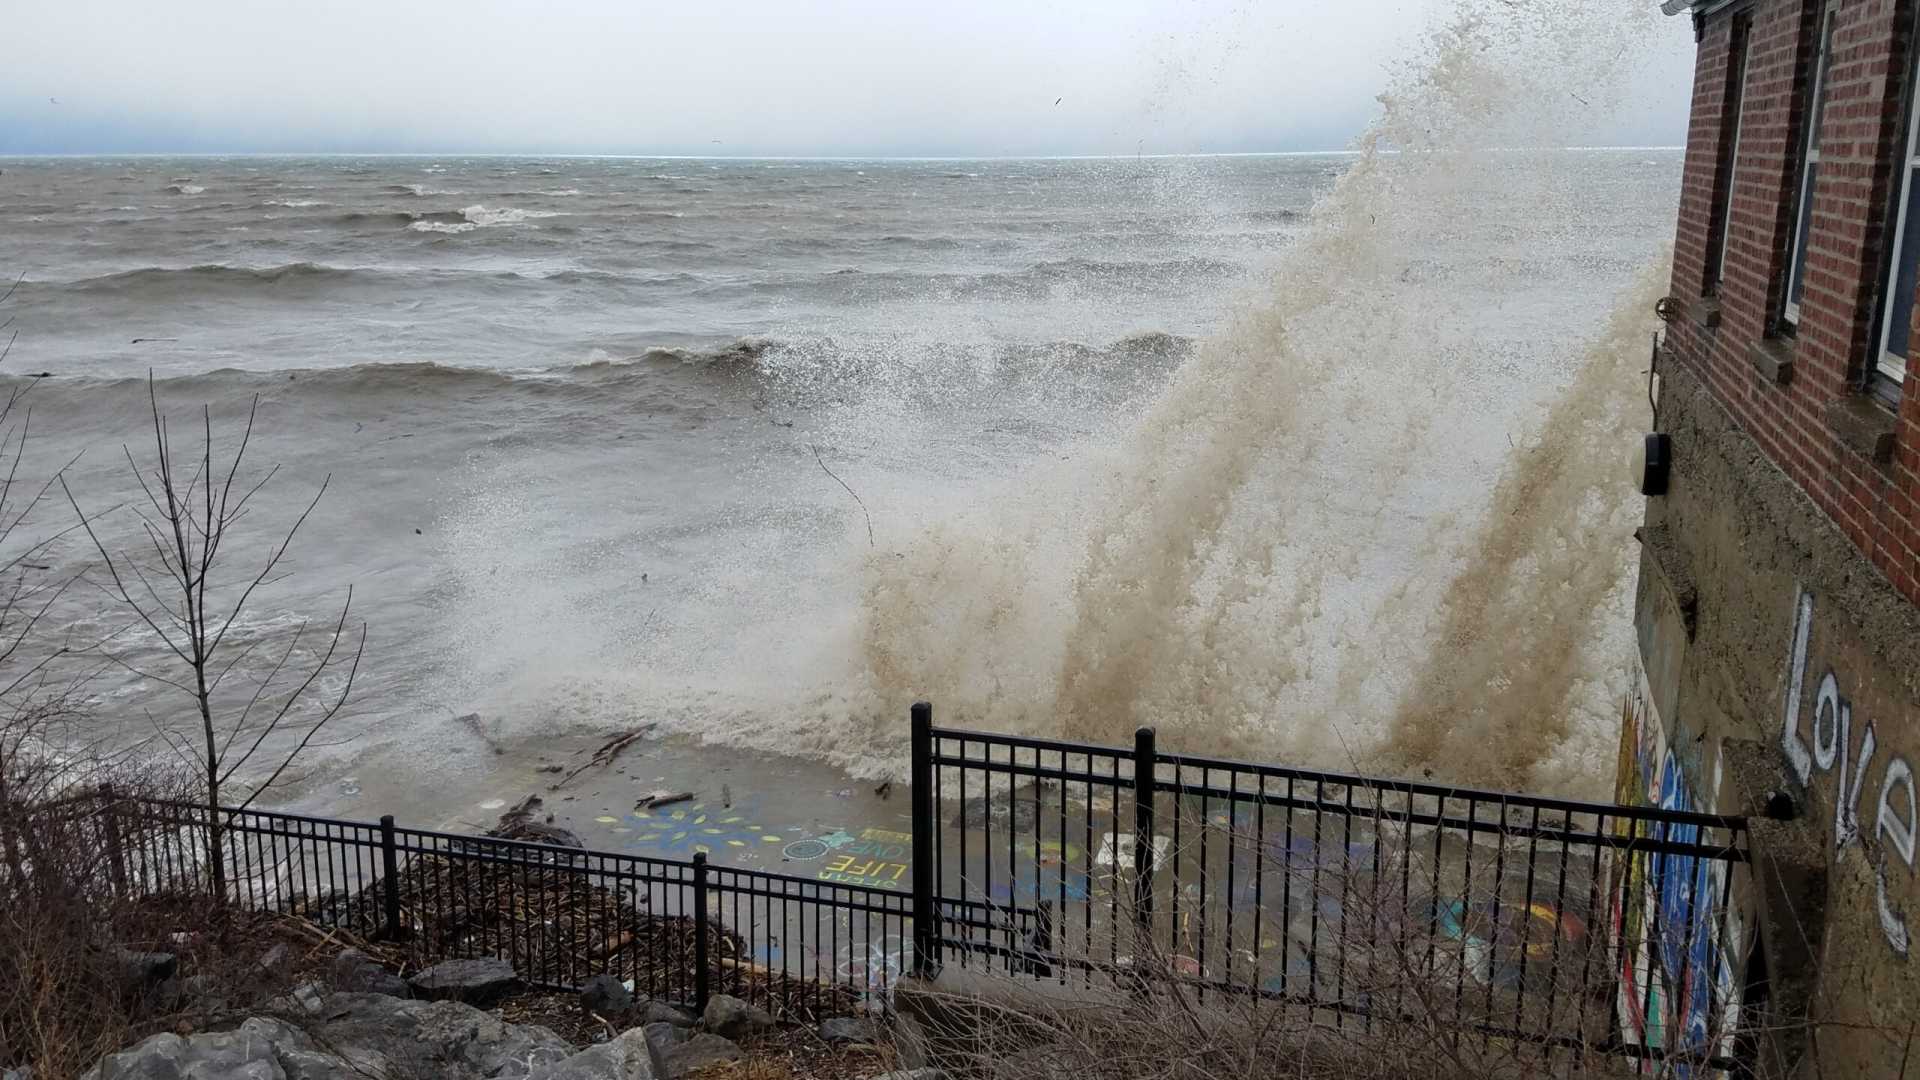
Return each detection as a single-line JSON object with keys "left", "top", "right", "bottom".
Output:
{"left": 83, "top": 952, "right": 938, "bottom": 1080}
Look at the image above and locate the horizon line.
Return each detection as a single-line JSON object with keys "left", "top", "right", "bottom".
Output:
{"left": 0, "top": 145, "right": 1686, "bottom": 162}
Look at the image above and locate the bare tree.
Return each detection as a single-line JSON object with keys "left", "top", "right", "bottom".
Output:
{"left": 0, "top": 270, "right": 108, "bottom": 877}
{"left": 62, "top": 379, "right": 365, "bottom": 895}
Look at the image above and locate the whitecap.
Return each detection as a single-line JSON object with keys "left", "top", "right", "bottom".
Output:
{"left": 458, "top": 204, "right": 564, "bottom": 227}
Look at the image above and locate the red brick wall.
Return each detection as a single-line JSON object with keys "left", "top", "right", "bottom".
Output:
{"left": 1668, "top": 0, "right": 1920, "bottom": 603}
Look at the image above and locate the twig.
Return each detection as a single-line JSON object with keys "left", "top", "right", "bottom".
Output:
{"left": 811, "top": 444, "right": 874, "bottom": 547}
{"left": 552, "top": 726, "right": 651, "bottom": 790}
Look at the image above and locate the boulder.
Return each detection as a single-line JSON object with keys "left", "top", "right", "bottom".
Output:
{"left": 816, "top": 1016, "right": 874, "bottom": 1045}
{"left": 639, "top": 1023, "right": 743, "bottom": 1077}
{"left": 331, "top": 948, "right": 373, "bottom": 982}
{"left": 698, "top": 993, "right": 773, "bottom": 1040}
{"left": 407, "top": 956, "right": 521, "bottom": 1007}
{"left": 529, "top": 1028, "right": 656, "bottom": 1080}
{"left": 80, "top": 993, "right": 581, "bottom": 1080}
{"left": 287, "top": 982, "right": 327, "bottom": 1016}
{"left": 113, "top": 950, "right": 176, "bottom": 993}
{"left": 257, "top": 943, "right": 290, "bottom": 972}
{"left": 332, "top": 949, "right": 411, "bottom": 998}
{"left": 640, "top": 1022, "right": 688, "bottom": 1059}
{"left": 641, "top": 1001, "right": 694, "bottom": 1028}
{"left": 83, "top": 1018, "right": 353, "bottom": 1080}
{"left": 655, "top": 1035, "right": 741, "bottom": 1079}
{"left": 317, "top": 992, "right": 570, "bottom": 1078}
{"left": 579, "top": 974, "right": 632, "bottom": 1016}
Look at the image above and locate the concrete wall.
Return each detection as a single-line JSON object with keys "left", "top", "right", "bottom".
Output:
{"left": 1635, "top": 357, "right": 1920, "bottom": 1074}
{"left": 1644, "top": 0, "right": 1920, "bottom": 1071}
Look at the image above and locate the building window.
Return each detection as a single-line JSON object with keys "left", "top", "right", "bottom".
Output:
{"left": 1706, "top": 18, "right": 1753, "bottom": 295}
{"left": 1873, "top": 25, "right": 1920, "bottom": 394}
{"left": 1784, "top": 4, "right": 1837, "bottom": 326}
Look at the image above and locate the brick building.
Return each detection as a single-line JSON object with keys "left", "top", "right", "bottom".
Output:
{"left": 1637, "top": 0, "right": 1920, "bottom": 1073}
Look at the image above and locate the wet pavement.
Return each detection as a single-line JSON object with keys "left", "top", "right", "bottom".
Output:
{"left": 282, "top": 728, "right": 916, "bottom": 889}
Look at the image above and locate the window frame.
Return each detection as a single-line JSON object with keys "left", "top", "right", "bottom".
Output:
{"left": 1870, "top": 15, "right": 1920, "bottom": 397}
{"left": 1706, "top": 16, "right": 1754, "bottom": 295}
{"left": 1783, "top": 2, "right": 1839, "bottom": 328}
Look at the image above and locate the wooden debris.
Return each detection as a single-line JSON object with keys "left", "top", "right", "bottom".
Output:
{"left": 635, "top": 791, "right": 693, "bottom": 810}
{"left": 552, "top": 726, "right": 653, "bottom": 790}
{"left": 488, "top": 794, "right": 585, "bottom": 849}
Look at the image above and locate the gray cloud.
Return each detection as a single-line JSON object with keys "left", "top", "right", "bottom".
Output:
{"left": 0, "top": 0, "right": 1695, "bottom": 155}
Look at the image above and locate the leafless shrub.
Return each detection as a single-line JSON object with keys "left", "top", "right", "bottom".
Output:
{"left": 63, "top": 379, "right": 366, "bottom": 896}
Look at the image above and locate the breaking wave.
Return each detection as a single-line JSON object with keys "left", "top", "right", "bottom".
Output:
{"left": 831, "top": 0, "right": 1668, "bottom": 796}
{"left": 407, "top": 205, "right": 567, "bottom": 232}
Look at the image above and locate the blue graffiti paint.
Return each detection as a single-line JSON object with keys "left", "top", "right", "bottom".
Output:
{"left": 1653, "top": 749, "right": 1717, "bottom": 1065}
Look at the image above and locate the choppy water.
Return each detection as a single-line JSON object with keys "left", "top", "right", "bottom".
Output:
{"left": 0, "top": 128, "right": 1681, "bottom": 802}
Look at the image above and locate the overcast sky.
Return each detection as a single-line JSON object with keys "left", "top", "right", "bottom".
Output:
{"left": 1, "top": 1, "right": 1697, "bottom": 157}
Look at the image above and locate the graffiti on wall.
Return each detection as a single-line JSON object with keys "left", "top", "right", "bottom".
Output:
{"left": 1612, "top": 655, "right": 1744, "bottom": 1073}
{"left": 1780, "top": 586, "right": 1916, "bottom": 956}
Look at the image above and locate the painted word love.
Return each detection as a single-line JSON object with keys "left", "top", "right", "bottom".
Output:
{"left": 1780, "top": 587, "right": 1916, "bottom": 955}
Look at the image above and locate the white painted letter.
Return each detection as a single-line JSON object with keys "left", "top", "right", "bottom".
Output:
{"left": 1840, "top": 723, "right": 1876, "bottom": 851}
{"left": 1878, "top": 757, "right": 1916, "bottom": 867}
{"left": 1879, "top": 861, "right": 1911, "bottom": 958}
{"left": 1813, "top": 672, "right": 1843, "bottom": 772}
{"left": 1781, "top": 589, "right": 1814, "bottom": 784}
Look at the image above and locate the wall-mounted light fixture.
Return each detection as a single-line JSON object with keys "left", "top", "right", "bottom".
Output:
{"left": 1637, "top": 432, "right": 1672, "bottom": 497}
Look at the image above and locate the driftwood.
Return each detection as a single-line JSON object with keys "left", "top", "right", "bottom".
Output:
{"left": 551, "top": 726, "right": 653, "bottom": 790}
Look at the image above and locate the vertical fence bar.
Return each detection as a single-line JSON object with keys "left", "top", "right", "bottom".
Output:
{"left": 101, "top": 784, "right": 127, "bottom": 895}
{"left": 1133, "top": 726, "right": 1157, "bottom": 937}
{"left": 911, "top": 701, "right": 940, "bottom": 979}
{"left": 693, "top": 851, "right": 711, "bottom": 1014}
{"left": 379, "top": 815, "right": 402, "bottom": 941}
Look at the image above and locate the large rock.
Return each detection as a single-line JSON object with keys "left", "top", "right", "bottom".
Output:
{"left": 652, "top": 1033, "right": 741, "bottom": 1079}
{"left": 315, "top": 992, "right": 570, "bottom": 1079}
{"left": 83, "top": 1018, "right": 358, "bottom": 1080}
{"left": 698, "top": 993, "right": 773, "bottom": 1040}
{"left": 84, "top": 990, "right": 578, "bottom": 1080}
{"left": 579, "top": 974, "right": 632, "bottom": 1016}
{"left": 641, "top": 1001, "right": 694, "bottom": 1028}
{"left": 528, "top": 1028, "right": 656, "bottom": 1080}
{"left": 816, "top": 1016, "right": 874, "bottom": 1045}
{"left": 113, "top": 950, "right": 176, "bottom": 995}
{"left": 639, "top": 1023, "right": 746, "bottom": 1079}
{"left": 332, "top": 949, "right": 411, "bottom": 999}
{"left": 407, "top": 957, "right": 522, "bottom": 1007}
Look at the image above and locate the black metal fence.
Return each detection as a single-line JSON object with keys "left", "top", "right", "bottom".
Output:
{"left": 78, "top": 704, "right": 1752, "bottom": 1073}
{"left": 98, "top": 795, "right": 911, "bottom": 1020}
{"left": 914, "top": 705, "right": 1754, "bottom": 1074}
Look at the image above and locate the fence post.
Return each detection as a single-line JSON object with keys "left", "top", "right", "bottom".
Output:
{"left": 101, "top": 783, "right": 128, "bottom": 895}
{"left": 692, "top": 851, "right": 711, "bottom": 1014}
{"left": 1133, "top": 726, "right": 1157, "bottom": 936}
{"left": 910, "top": 701, "right": 941, "bottom": 980}
{"left": 379, "top": 815, "right": 402, "bottom": 942}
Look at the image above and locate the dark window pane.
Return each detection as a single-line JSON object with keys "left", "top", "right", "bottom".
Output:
{"left": 1810, "top": 26, "right": 1832, "bottom": 138}
{"left": 1885, "top": 169, "right": 1920, "bottom": 363}
{"left": 1790, "top": 163, "right": 1819, "bottom": 310}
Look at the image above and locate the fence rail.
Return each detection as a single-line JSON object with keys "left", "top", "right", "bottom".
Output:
{"left": 918, "top": 706, "right": 1753, "bottom": 1075}
{"left": 67, "top": 704, "right": 1753, "bottom": 1074}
